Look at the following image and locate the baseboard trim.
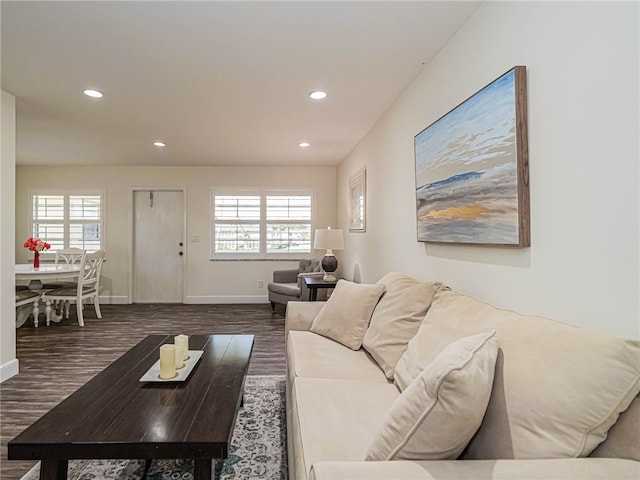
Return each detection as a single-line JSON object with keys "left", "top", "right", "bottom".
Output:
{"left": 1, "top": 358, "right": 19, "bottom": 383}
{"left": 96, "top": 295, "right": 270, "bottom": 305}
{"left": 185, "top": 295, "right": 269, "bottom": 304}
{"left": 97, "top": 295, "right": 129, "bottom": 304}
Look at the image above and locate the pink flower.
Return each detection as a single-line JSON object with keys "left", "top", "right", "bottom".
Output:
{"left": 23, "top": 237, "right": 51, "bottom": 252}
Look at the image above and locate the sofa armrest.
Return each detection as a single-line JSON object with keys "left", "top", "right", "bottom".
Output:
{"left": 273, "top": 268, "right": 299, "bottom": 283}
{"left": 285, "top": 300, "right": 326, "bottom": 336}
{"left": 310, "top": 459, "right": 640, "bottom": 480}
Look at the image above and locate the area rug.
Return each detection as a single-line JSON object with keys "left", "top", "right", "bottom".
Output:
{"left": 20, "top": 375, "right": 287, "bottom": 480}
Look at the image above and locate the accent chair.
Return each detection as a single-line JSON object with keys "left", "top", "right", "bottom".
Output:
{"left": 267, "top": 259, "right": 326, "bottom": 312}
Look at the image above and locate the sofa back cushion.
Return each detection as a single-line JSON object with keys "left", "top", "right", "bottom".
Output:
{"left": 589, "top": 393, "right": 640, "bottom": 461}
{"left": 299, "top": 259, "right": 321, "bottom": 273}
{"left": 394, "top": 289, "right": 640, "bottom": 460}
{"left": 362, "top": 273, "right": 444, "bottom": 380}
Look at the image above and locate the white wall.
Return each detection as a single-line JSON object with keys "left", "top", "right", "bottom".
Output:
{"left": 337, "top": 1, "right": 639, "bottom": 339}
{"left": 16, "top": 166, "right": 336, "bottom": 304}
{"left": 1, "top": 90, "right": 19, "bottom": 381}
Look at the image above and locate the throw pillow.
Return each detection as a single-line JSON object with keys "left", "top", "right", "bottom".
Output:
{"left": 366, "top": 330, "right": 498, "bottom": 461}
{"left": 363, "top": 272, "right": 444, "bottom": 379}
{"left": 310, "top": 280, "right": 385, "bottom": 350}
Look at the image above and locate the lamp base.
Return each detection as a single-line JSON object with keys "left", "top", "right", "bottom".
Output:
{"left": 321, "top": 254, "right": 338, "bottom": 282}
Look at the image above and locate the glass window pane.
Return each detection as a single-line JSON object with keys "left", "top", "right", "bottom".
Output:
{"left": 69, "top": 223, "right": 101, "bottom": 250}
{"left": 266, "top": 223, "right": 311, "bottom": 252}
{"left": 215, "top": 224, "right": 260, "bottom": 253}
{"left": 33, "top": 195, "right": 64, "bottom": 220}
{"left": 34, "top": 223, "right": 64, "bottom": 250}
{"left": 70, "top": 195, "right": 101, "bottom": 220}
{"left": 214, "top": 196, "right": 260, "bottom": 220}
{"left": 266, "top": 196, "right": 311, "bottom": 220}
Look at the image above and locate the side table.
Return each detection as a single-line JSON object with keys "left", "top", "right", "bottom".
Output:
{"left": 304, "top": 276, "right": 338, "bottom": 301}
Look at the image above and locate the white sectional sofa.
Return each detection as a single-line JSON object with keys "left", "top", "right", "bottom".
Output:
{"left": 285, "top": 273, "right": 640, "bottom": 480}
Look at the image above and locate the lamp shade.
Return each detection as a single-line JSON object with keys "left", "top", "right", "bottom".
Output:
{"left": 314, "top": 228, "right": 344, "bottom": 250}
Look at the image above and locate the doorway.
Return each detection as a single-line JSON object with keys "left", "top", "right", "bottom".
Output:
{"left": 131, "top": 189, "right": 185, "bottom": 303}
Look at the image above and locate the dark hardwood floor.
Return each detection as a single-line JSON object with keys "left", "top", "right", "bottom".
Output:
{"left": 0, "top": 303, "right": 287, "bottom": 480}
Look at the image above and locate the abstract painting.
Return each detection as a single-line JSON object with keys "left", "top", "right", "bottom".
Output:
{"left": 414, "top": 66, "right": 529, "bottom": 246}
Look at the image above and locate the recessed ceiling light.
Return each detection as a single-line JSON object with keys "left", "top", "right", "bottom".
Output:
{"left": 308, "top": 91, "right": 327, "bottom": 100}
{"left": 83, "top": 89, "right": 103, "bottom": 98}
{"left": 298, "top": 142, "right": 310, "bottom": 148}
{"left": 153, "top": 141, "right": 166, "bottom": 147}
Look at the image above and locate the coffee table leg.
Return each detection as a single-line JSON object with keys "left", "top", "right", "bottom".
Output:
{"left": 39, "top": 459, "right": 68, "bottom": 480}
{"left": 194, "top": 458, "right": 213, "bottom": 480}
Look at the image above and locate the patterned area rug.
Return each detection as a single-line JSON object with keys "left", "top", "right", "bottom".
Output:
{"left": 20, "top": 375, "right": 287, "bottom": 480}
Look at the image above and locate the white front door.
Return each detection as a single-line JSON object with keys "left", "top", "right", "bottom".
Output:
{"left": 132, "top": 189, "right": 184, "bottom": 303}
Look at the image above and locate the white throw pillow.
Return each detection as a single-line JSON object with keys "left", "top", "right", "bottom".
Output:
{"left": 366, "top": 331, "right": 498, "bottom": 461}
{"left": 363, "top": 272, "right": 444, "bottom": 379}
{"left": 310, "top": 280, "right": 385, "bottom": 350}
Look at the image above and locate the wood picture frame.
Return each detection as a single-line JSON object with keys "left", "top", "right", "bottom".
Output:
{"left": 348, "top": 169, "right": 366, "bottom": 232}
{"left": 414, "top": 66, "right": 530, "bottom": 247}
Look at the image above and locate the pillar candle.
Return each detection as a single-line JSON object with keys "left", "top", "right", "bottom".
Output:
{"left": 175, "top": 334, "right": 189, "bottom": 360}
{"left": 159, "top": 344, "right": 176, "bottom": 379}
{"left": 174, "top": 343, "right": 185, "bottom": 369}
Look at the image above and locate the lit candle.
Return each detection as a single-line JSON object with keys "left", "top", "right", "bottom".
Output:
{"left": 159, "top": 344, "right": 176, "bottom": 379}
{"left": 174, "top": 343, "right": 185, "bottom": 369}
{"left": 175, "top": 334, "right": 189, "bottom": 360}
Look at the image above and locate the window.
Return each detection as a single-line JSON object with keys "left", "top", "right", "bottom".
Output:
{"left": 214, "top": 195, "right": 261, "bottom": 254}
{"left": 212, "top": 190, "right": 313, "bottom": 259}
{"left": 31, "top": 191, "right": 104, "bottom": 253}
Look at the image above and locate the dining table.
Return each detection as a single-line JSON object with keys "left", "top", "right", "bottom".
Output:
{"left": 15, "top": 264, "right": 83, "bottom": 327}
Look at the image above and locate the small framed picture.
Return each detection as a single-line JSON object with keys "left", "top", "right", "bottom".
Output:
{"left": 349, "top": 169, "right": 366, "bottom": 232}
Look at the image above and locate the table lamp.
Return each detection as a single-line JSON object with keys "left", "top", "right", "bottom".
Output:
{"left": 313, "top": 227, "right": 344, "bottom": 281}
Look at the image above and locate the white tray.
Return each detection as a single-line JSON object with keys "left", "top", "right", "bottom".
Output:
{"left": 139, "top": 350, "right": 204, "bottom": 382}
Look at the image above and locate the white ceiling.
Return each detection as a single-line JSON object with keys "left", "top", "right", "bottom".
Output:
{"left": 1, "top": 1, "right": 480, "bottom": 167}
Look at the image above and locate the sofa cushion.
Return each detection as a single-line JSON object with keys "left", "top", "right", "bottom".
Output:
{"left": 310, "top": 280, "right": 385, "bottom": 350}
{"left": 292, "top": 377, "right": 400, "bottom": 477}
{"left": 363, "top": 273, "right": 444, "bottom": 379}
{"left": 287, "top": 331, "right": 388, "bottom": 384}
{"left": 310, "top": 458, "right": 640, "bottom": 480}
{"left": 285, "top": 301, "right": 327, "bottom": 336}
{"left": 394, "top": 289, "right": 640, "bottom": 459}
{"left": 366, "top": 331, "right": 498, "bottom": 461}
{"left": 589, "top": 393, "right": 640, "bottom": 461}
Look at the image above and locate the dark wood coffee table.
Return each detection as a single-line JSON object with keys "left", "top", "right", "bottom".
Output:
{"left": 8, "top": 334, "right": 254, "bottom": 480}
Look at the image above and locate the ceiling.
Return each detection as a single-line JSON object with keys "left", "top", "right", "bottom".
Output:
{"left": 1, "top": 1, "right": 480, "bottom": 167}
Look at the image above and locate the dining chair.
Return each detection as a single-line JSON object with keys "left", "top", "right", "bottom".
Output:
{"left": 42, "top": 250, "right": 105, "bottom": 327}
{"left": 41, "top": 248, "right": 86, "bottom": 290}
{"left": 15, "top": 288, "right": 42, "bottom": 328}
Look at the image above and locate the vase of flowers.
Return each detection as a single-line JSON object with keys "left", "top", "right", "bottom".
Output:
{"left": 24, "top": 237, "right": 51, "bottom": 268}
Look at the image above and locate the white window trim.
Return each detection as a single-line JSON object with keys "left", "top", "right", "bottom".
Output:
{"left": 210, "top": 187, "right": 315, "bottom": 261}
{"left": 28, "top": 188, "right": 106, "bottom": 259}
